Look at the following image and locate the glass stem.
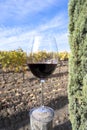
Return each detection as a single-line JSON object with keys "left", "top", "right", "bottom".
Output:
{"left": 40, "top": 79, "right": 45, "bottom": 106}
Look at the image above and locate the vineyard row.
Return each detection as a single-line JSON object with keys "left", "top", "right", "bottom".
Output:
{"left": 0, "top": 49, "right": 69, "bottom": 73}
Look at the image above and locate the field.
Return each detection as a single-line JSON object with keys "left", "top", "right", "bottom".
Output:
{"left": 0, "top": 61, "right": 72, "bottom": 130}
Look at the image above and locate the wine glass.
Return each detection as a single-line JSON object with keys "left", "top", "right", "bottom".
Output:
{"left": 27, "top": 34, "right": 58, "bottom": 107}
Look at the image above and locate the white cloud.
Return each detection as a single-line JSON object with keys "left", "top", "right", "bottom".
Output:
{"left": 0, "top": 31, "right": 70, "bottom": 51}
{"left": 0, "top": 0, "right": 60, "bottom": 22}
{"left": 37, "top": 13, "right": 68, "bottom": 33}
{"left": 0, "top": 2, "right": 69, "bottom": 52}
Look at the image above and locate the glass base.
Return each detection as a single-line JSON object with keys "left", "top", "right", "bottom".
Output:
{"left": 30, "top": 106, "right": 54, "bottom": 123}
{"left": 30, "top": 106, "right": 54, "bottom": 130}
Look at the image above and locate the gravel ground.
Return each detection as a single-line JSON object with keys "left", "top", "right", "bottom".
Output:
{"left": 0, "top": 63, "right": 72, "bottom": 130}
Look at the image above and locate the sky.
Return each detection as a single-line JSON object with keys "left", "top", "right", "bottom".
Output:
{"left": 0, "top": 0, "right": 70, "bottom": 52}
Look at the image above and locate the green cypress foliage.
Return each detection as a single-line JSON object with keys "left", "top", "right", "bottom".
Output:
{"left": 68, "top": 0, "right": 87, "bottom": 129}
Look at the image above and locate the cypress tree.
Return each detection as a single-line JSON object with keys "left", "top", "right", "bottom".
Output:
{"left": 68, "top": 0, "right": 87, "bottom": 130}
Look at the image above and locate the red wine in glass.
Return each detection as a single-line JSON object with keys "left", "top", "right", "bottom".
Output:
{"left": 27, "top": 34, "right": 58, "bottom": 106}
{"left": 27, "top": 63, "right": 57, "bottom": 79}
